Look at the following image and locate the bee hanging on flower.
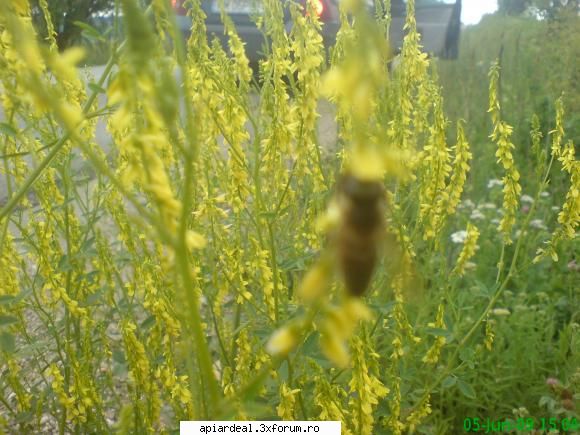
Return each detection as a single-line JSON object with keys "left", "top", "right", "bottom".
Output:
{"left": 332, "top": 172, "right": 386, "bottom": 297}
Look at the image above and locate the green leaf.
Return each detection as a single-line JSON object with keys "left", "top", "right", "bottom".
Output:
{"left": 301, "top": 331, "right": 320, "bottom": 357}
{"left": 459, "top": 347, "right": 475, "bottom": 369}
{"left": 88, "top": 82, "right": 106, "bottom": 94}
{"left": 57, "top": 254, "right": 73, "bottom": 272}
{"left": 13, "top": 289, "right": 32, "bottom": 304}
{"left": 473, "top": 280, "right": 492, "bottom": 296}
{"left": 140, "top": 315, "right": 156, "bottom": 331}
{"left": 0, "top": 122, "right": 18, "bottom": 137}
{"left": 259, "top": 211, "right": 277, "bottom": 220}
{"left": 442, "top": 375, "right": 457, "bottom": 389}
{"left": 0, "top": 331, "right": 15, "bottom": 353}
{"left": 425, "top": 327, "right": 448, "bottom": 337}
{"left": 0, "top": 315, "right": 18, "bottom": 327}
{"left": 372, "top": 300, "right": 396, "bottom": 315}
{"left": 457, "top": 379, "right": 476, "bottom": 399}
{"left": 112, "top": 348, "right": 126, "bottom": 364}
{"left": 82, "top": 288, "right": 105, "bottom": 307}
{"left": 15, "top": 411, "right": 33, "bottom": 424}
{"left": 0, "top": 295, "right": 16, "bottom": 305}
{"left": 17, "top": 341, "right": 46, "bottom": 358}
{"left": 73, "top": 21, "right": 105, "bottom": 42}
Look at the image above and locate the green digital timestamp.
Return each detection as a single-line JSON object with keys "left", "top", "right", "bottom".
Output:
{"left": 463, "top": 417, "right": 579, "bottom": 433}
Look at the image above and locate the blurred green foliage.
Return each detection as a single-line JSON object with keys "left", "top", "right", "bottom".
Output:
{"left": 438, "top": 10, "right": 579, "bottom": 195}
{"left": 31, "top": 0, "right": 114, "bottom": 49}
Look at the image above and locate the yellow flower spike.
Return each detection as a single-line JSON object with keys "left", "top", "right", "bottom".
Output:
{"left": 452, "top": 223, "right": 480, "bottom": 276}
{"left": 49, "top": 47, "right": 85, "bottom": 83}
{"left": 321, "top": 67, "right": 347, "bottom": 100}
{"left": 489, "top": 61, "right": 521, "bottom": 244}
{"left": 484, "top": 317, "right": 495, "bottom": 351}
{"left": 22, "top": 41, "right": 44, "bottom": 76}
{"left": 343, "top": 297, "right": 373, "bottom": 324}
{"left": 107, "top": 73, "right": 128, "bottom": 106}
{"left": 296, "top": 260, "right": 332, "bottom": 303}
{"left": 349, "top": 147, "right": 385, "bottom": 182}
{"left": 185, "top": 231, "right": 206, "bottom": 250}
{"left": 320, "top": 332, "right": 350, "bottom": 368}
{"left": 9, "top": 0, "right": 30, "bottom": 15}
{"left": 145, "top": 183, "right": 181, "bottom": 215}
{"left": 340, "top": 0, "right": 364, "bottom": 14}
{"left": 352, "top": 81, "right": 373, "bottom": 121}
{"left": 315, "top": 199, "right": 341, "bottom": 233}
{"left": 323, "top": 305, "right": 349, "bottom": 336}
{"left": 422, "top": 304, "right": 446, "bottom": 364}
{"left": 59, "top": 102, "right": 84, "bottom": 131}
{"left": 317, "top": 299, "right": 374, "bottom": 368}
{"left": 277, "top": 383, "right": 301, "bottom": 420}
{"left": 266, "top": 325, "right": 299, "bottom": 358}
{"left": 383, "top": 148, "right": 412, "bottom": 180}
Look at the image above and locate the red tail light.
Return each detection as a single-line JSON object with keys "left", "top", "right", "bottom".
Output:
{"left": 313, "top": 0, "right": 324, "bottom": 17}
{"left": 304, "top": 0, "right": 324, "bottom": 17}
{"left": 172, "top": 0, "right": 187, "bottom": 15}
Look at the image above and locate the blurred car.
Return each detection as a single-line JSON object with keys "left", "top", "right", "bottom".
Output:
{"left": 172, "top": 0, "right": 340, "bottom": 66}
{"left": 171, "top": 0, "right": 461, "bottom": 65}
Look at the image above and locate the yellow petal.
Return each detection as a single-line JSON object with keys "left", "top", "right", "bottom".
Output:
{"left": 186, "top": 230, "right": 206, "bottom": 249}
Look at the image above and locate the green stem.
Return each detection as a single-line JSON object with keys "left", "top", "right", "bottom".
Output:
{"left": 267, "top": 222, "right": 280, "bottom": 324}
{"left": 164, "top": 1, "right": 222, "bottom": 417}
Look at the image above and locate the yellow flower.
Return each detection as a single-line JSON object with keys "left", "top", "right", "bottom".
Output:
{"left": 277, "top": 383, "right": 301, "bottom": 420}
{"left": 349, "top": 147, "right": 385, "bottom": 182}
{"left": 446, "top": 121, "right": 472, "bottom": 214}
{"left": 48, "top": 47, "right": 85, "bottom": 83}
{"left": 266, "top": 326, "right": 299, "bottom": 357}
{"left": 59, "top": 101, "right": 84, "bottom": 131}
{"left": 320, "top": 332, "right": 350, "bottom": 368}
{"left": 186, "top": 230, "right": 206, "bottom": 250}
{"left": 422, "top": 304, "right": 446, "bottom": 364}
{"left": 489, "top": 61, "right": 521, "bottom": 244}
{"left": 296, "top": 260, "right": 332, "bottom": 302}
{"left": 453, "top": 223, "right": 480, "bottom": 276}
{"left": 319, "top": 299, "right": 372, "bottom": 367}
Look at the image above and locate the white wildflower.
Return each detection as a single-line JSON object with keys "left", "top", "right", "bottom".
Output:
{"left": 460, "top": 199, "right": 475, "bottom": 209}
{"left": 480, "top": 202, "right": 497, "bottom": 210}
{"left": 487, "top": 179, "right": 503, "bottom": 189}
{"left": 540, "top": 191, "right": 549, "bottom": 198}
{"left": 470, "top": 209, "right": 485, "bottom": 220}
{"left": 451, "top": 230, "right": 468, "bottom": 244}
{"left": 521, "top": 194, "right": 534, "bottom": 204}
{"left": 530, "top": 219, "right": 547, "bottom": 230}
{"left": 514, "top": 305, "right": 528, "bottom": 312}
{"left": 464, "top": 261, "right": 476, "bottom": 270}
{"left": 551, "top": 206, "right": 560, "bottom": 212}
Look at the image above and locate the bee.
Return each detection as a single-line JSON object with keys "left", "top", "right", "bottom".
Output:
{"left": 334, "top": 173, "right": 386, "bottom": 297}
